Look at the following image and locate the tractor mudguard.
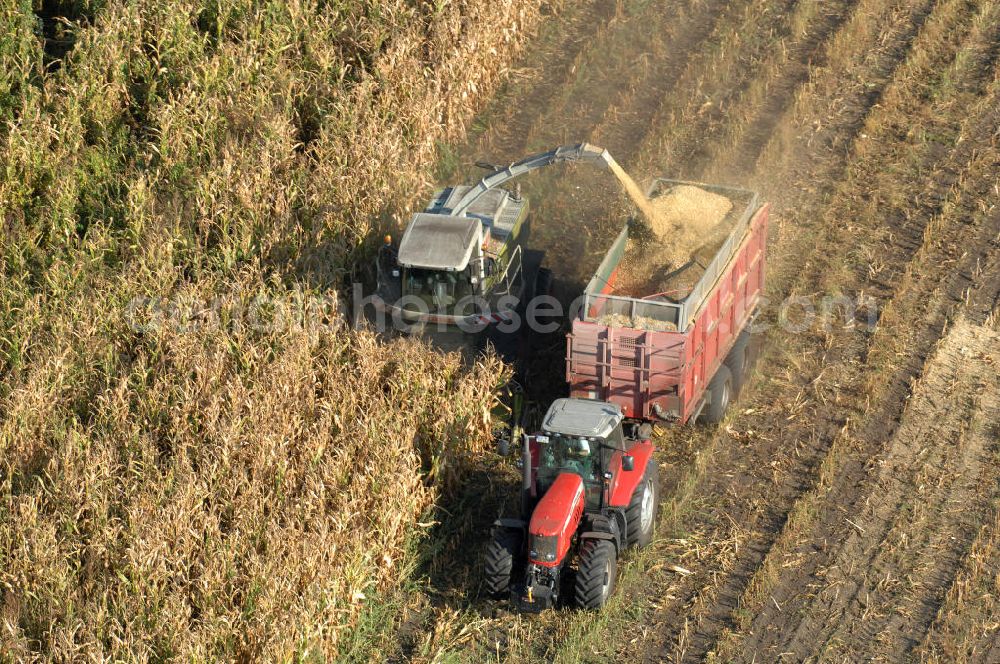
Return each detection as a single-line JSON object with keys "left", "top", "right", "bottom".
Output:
{"left": 581, "top": 513, "right": 624, "bottom": 552}
{"left": 579, "top": 531, "right": 617, "bottom": 549}
{"left": 608, "top": 439, "right": 656, "bottom": 508}
{"left": 494, "top": 518, "right": 527, "bottom": 531}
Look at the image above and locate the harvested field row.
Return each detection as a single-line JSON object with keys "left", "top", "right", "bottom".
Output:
{"left": 916, "top": 426, "right": 1000, "bottom": 663}
{"left": 624, "top": 0, "right": 1000, "bottom": 660}
{"left": 716, "top": 83, "right": 1000, "bottom": 659}
{"left": 805, "top": 318, "right": 999, "bottom": 657}
{"left": 641, "top": 7, "right": 1000, "bottom": 662}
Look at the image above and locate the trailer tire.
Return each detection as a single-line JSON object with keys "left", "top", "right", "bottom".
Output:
{"left": 625, "top": 460, "right": 660, "bottom": 548}
{"left": 574, "top": 539, "right": 617, "bottom": 609}
{"left": 704, "top": 364, "right": 733, "bottom": 424}
{"left": 484, "top": 528, "right": 522, "bottom": 598}
{"left": 724, "top": 329, "right": 752, "bottom": 395}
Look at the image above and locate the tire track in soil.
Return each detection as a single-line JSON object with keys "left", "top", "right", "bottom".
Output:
{"left": 587, "top": 0, "right": 788, "bottom": 167}
{"left": 703, "top": 0, "right": 860, "bottom": 181}
{"left": 664, "top": 0, "right": 860, "bottom": 182}
{"left": 471, "top": 0, "right": 737, "bottom": 164}
{"left": 917, "top": 471, "right": 1000, "bottom": 663}
{"left": 807, "top": 317, "right": 1000, "bottom": 662}
{"left": 629, "top": 0, "right": 953, "bottom": 659}
{"left": 469, "top": 0, "right": 620, "bottom": 160}
{"left": 875, "top": 341, "right": 1000, "bottom": 660}
{"left": 628, "top": 0, "right": 809, "bottom": 179}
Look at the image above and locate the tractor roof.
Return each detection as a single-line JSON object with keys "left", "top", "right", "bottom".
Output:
{"left": 397, "top": 213, "right": 480, "bottom": 270}
{"left": 542, "top": 398, "right": 623, "bottom": 439}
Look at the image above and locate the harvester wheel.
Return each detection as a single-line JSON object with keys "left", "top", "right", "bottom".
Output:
{"left": 534, "top": 267, "right": 553, "bottom": 299}
{"left": 574, "top": 539, "right": 617, "bottom": 609}
{"left": 484, "top": 528, "right": 521, "bottom": 598}
{"left": 725, "top": 329, "right": 752, "bottom": 395}
{"left": 625, "top": 460, "right": 660, "bottom": 548}
{"left": 704, "top": 364, "right": 733, "bottom": 424}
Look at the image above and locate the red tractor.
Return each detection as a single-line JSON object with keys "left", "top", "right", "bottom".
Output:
{"left": 485, "top": 398, "right": 659, "bottom": 610}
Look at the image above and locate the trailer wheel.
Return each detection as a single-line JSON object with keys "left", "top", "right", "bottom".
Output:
{"left": 625, "top": 460, "right": 660, "bottom": 548}
{"left": 704, "top": 364, "right": 733, "bottom": 424}
{"left": 724, "top": 329, "right": 752, "bottom": 395}
{"left": 484, "top": 528, "right": 522, "bottom": 598}
{"left": 574, "top": 539, "right": 617, "bottom": 609}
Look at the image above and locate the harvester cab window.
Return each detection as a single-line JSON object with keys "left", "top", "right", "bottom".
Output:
{"left": 403, "top": 267, "right": 475, "bottom": 307}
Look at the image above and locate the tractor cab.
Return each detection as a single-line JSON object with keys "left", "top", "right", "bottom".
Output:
{"left": 535, "top": 398, "right": 630, "bottom": 511}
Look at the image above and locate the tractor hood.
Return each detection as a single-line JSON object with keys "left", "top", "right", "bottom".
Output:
{"left": 397, "top": 213, "right": 480, "bottom": 270}
{"left": 530, "top": 473, "right": 585, "bottom": 538}
{"left": 529, "top": 472, "right": 585, "bottom": 567}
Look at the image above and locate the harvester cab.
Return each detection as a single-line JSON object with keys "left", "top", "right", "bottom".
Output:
{"left": 376, "top": 187, "right": 529, "bottom": 329}
{"left": 485, "top": 398, "right": 660, "bottom": 611}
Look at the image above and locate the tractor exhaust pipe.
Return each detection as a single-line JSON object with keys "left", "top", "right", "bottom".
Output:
{"left": 521, "top": 433, "right": 532, "bottom": 519}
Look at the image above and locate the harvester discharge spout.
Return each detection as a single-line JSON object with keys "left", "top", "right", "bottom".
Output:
{"left": 448, "top": 142, "right": 615, "bottom": 218}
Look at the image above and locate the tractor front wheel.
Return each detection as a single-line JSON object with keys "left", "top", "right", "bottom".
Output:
{"left": 484, "top": 528, "right": 522, "bottom": 598}
{"left": 625, "top": 460, "right": 660, "bottom": 548}
{"left": 574, "top": 539, "right": 617, "bottom": 609}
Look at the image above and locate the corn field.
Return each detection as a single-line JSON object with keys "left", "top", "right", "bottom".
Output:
{"left": 0, "top": 0, "right": 543, "bottom": 659}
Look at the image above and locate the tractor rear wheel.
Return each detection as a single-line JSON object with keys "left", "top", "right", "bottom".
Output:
{"left": 703, "top": 364, "right": 733, "bottom": 424}
{"left": 484, "top": 528, "right": 521, "bottom": 598}
{"left": 574, "top": 539, "right": 617, "bottom": 609}
{"left": 625, "top": 460, "right": 660, "bottom": 548}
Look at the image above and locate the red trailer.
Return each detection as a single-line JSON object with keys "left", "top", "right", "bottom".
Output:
{"left": 566, "top": 179, "right": 769, "bottom": 424}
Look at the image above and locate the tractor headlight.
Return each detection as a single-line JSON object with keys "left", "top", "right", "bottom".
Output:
{"left": 529, "top": 534, "right": 558, "bottom": 563}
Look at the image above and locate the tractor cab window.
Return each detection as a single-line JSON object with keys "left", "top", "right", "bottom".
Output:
{"left": 596, "top": 425, "right": 626, "bottom": 478}
{"left": 605, "top": 425, "right": 625, "bottom": 452}
{"left": 537, "top": 434, "right": 600, "bottom": 483}
{"left": 537, "top": 433, "right": 603, "bottom": 509}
